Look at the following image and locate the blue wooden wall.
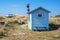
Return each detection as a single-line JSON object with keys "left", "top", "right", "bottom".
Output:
{"left": 28, "top": 8, "right": 49, "bottom": 30}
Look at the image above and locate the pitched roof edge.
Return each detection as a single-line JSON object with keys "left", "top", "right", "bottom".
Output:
{"left": 28, "top": 7, "right": 50, "bottom": 14}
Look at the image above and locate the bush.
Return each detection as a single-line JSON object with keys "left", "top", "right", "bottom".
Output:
{"left": 0, "top": 17, "right": 5, "bottom": 20}
{"left": 0, "top": 31, "right": 6, "bottom": 39}
{"left": 49, "top": 23, "right": 59, "bottom": 30}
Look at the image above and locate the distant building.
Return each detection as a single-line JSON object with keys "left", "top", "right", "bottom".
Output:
{"left": 7, "top": 14, "right": 18, "bottom": 18}
{"left": 7, "top": 14, "right": 14, "bottom": 18}
{"left": 27, "top": 7, "right": 50, "bottom": 30}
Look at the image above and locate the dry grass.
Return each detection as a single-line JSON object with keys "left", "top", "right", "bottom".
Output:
{"left": 49, "top": 17, "right": 60, "bottom": 25}
{"left": 0, "top": 15, "right": 60, "bottom": 40}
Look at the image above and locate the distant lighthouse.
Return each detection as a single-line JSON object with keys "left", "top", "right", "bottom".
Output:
{"left": 26, "top": 4, "right": 30, "bottom": 14}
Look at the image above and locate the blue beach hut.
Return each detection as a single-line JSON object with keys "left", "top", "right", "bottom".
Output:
{"left": 27, "top": 7, "right": 50, "bottom": 30}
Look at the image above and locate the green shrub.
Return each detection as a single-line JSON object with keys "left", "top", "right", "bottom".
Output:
{"left": 49, "top": 23, "right": 59, "bottom": 30}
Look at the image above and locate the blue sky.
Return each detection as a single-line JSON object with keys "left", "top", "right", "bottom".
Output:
{"left": 0, "top": 0, "right": 60, "bottom": 17}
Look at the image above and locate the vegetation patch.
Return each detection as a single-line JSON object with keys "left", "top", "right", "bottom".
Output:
{"left": 0, "top": 15, "right": 60, "bottom": 40}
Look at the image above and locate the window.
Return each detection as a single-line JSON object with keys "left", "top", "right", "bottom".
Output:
{"left": 38, "top": 14, "right": 42, "bottom": 17}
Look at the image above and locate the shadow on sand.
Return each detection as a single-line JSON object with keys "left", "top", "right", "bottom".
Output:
{"left": 49, "top": 23, "right": 60, "bottom": 31}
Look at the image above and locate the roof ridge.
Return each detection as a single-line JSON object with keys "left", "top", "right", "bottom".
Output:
{"left": 28, "top": 7, "right": 50, "bottom": 14}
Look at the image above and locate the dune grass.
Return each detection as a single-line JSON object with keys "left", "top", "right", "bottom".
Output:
{"left": 0, "top": 15, "right": 60, "bottom": 40}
